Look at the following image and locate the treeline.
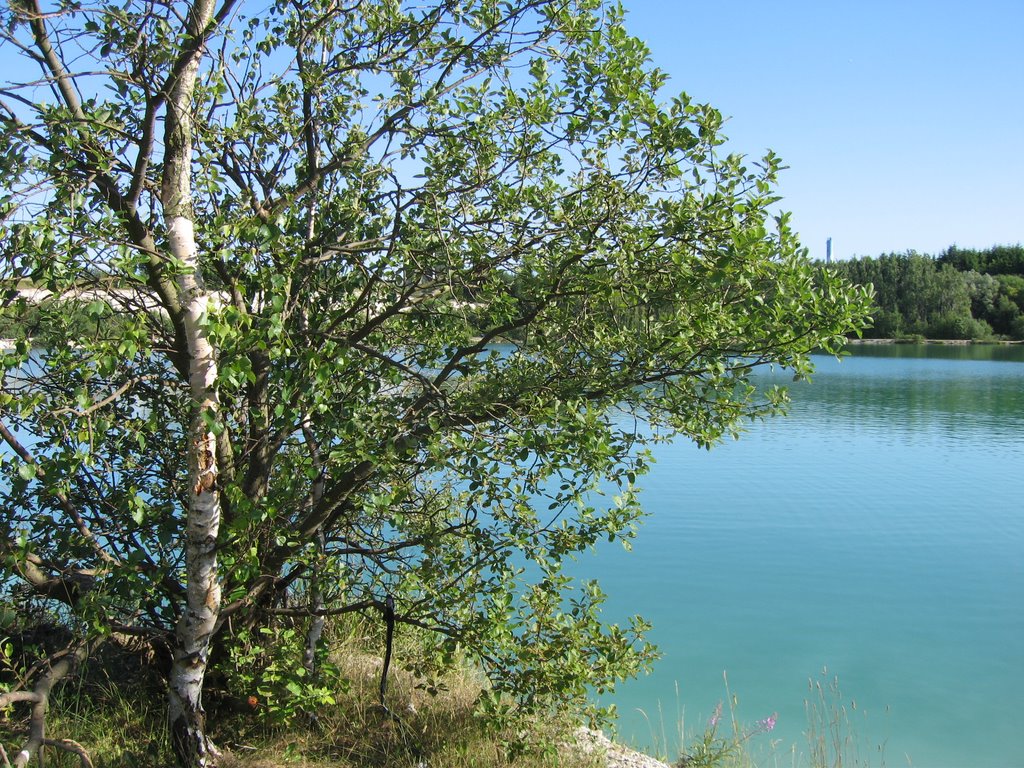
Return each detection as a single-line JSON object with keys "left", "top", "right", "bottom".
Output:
{"left": 826, "top": 245, "right": 1024, "bottom": 340}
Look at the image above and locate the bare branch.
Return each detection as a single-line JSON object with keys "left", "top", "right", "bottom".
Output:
{"left": 0, "top": 637, "right": 104, "bottom": 768}
{"left": 42, "top": 740, "right": 94, "bottom": 768}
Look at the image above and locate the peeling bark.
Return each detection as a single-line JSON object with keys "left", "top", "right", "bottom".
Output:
{"left": 165, "top": 213, "right": 225, "bottom": 768}
{"left": 159, "top": 0, "right": 224, "bottom": 765}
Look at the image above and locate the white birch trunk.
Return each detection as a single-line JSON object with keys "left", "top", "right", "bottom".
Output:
{"left": 166, "top": 217, "right": 223, "bottom": 768}
{"left": 160, "top": 1, "right": 222, "bottom": 764}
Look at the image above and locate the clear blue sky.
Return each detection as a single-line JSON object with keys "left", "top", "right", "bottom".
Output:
{"left": 620, "top": 0, "right": 1024, "bottom": 260}
{"left": 3, "top": 1, "right": 1019, "bottom": 261}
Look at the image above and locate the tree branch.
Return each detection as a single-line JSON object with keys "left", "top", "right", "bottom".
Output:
{"left": 0, "top": 418, "right": 119, "bottom": 567}
{"left": 0, "top": 637, "right": 104, "bottom": 768}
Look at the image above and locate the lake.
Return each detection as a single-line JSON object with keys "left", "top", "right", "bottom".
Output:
{"left": 584, "top": 344, "right": 1024, "bottom": 767}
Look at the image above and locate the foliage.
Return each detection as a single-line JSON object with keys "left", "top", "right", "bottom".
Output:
{"left": 1, "top": 0, "right": 869, "bottom": 763}
{"left": 938, "top": 244, "right": 1024, "bottom": 276}
{"left": 828, "top": 246, "right": 1024, "bottom": 340}
{"left": 223, "top": 623, "right": 342, "bottom": 728}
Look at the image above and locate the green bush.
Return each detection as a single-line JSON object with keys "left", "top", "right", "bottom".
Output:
{"left": 926, "top": 313, "right": 993, "bottom": 341}
{"left": 223, "top": 623, "right": 345, "bottom": 728}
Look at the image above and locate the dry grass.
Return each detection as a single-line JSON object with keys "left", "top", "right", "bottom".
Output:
{"left": 1, "top": 627, "right": 604, "bottom": 768}
{"left": 212, "top": 633, "right": 603, "bottom": 768}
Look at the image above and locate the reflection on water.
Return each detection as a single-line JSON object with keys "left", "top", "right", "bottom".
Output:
{"left": 834, "top": 341, "right": 1024, "bottom": 362}
{"left": 589, "top": 345, "right": 1024, "bottom": 767}
{"left": 778, "top": 347, "right": 1024, "bottom": 443}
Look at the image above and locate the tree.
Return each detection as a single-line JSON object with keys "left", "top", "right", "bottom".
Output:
{"left": 939, "top": 244, "right": 1024, "bottom": 276}
{"left": 0, "top": 1, "right": 871, "bottom": 765}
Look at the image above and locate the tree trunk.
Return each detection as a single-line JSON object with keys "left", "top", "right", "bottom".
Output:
{"left": 160, "top": 0, "right": 222, "bottom": 765}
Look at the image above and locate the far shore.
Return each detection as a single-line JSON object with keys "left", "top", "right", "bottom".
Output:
{"left": 845, "top": 337, "right": 1024, "bottom": 346}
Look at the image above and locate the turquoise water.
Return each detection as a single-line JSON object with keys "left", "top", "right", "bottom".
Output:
{"left": 584, "top": 345, "right": 1024, "bottom": 767}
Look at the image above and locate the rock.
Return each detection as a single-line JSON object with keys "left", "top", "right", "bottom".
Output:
{"left": 573, "top": 728, "right": 672, "bottom": 768}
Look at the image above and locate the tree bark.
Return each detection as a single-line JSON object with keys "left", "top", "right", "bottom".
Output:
{"left": 160, "top": 0, "right": 223, "bottom": 765}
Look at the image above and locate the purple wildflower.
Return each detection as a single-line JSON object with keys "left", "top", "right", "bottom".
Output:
{"left": 708, "top": 701, "right": 722, "bottom": 729}
{"left": 755, "top": 712, "right": 778, "bottom": 734}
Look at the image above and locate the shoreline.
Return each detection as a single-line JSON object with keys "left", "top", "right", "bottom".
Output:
{"left": 844, "top": 337, "right": 1024, "bottom": 346}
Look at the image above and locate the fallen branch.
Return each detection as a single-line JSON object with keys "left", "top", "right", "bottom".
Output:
{"left": 0, "top": 636, "right": 105, "bottom": 768}
{"left": 43, "top": 739, "right": 95, "bottom": 768}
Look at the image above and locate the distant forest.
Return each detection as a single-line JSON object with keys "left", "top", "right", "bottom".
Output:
{"left": 826, "top": 245, "right": 1024, "bottom": 341}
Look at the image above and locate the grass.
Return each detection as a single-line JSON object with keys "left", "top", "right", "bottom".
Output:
{"left": 803, "top": 670, "right": 887, "bottom": 768}
{"left": 621, "top": 671, "right": 886, "bottom": 768}
{"left": 628, "top": 676, "right": 777, "bottom": 768}
{"left": 1, "top": 622, "right": 605, "bottom": 768}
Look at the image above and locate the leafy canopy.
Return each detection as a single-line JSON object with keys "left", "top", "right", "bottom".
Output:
{"left": 0, "top": 0, "right": 870, "bottom": 728}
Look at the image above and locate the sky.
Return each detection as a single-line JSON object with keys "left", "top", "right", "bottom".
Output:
{"left": 2, "top": 1, "right": 1020, "bottom": 262}
{"left": 619, "top": 0, "right": 1024, "bottom": 260}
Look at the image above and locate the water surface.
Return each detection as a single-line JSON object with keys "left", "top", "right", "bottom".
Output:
{"left": 586, "top": 344, "right": 1024, "bottom": 767}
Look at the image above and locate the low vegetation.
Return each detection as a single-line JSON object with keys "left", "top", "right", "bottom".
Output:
{"left": 1, "top": 614, "right": 607, "bottom": 768}
{"left": 2, "top": 607, "right": 884, "bottom": 768}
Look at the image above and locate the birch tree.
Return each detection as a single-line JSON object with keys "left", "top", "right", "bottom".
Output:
{"left": 0, "top": 1, "right": 870, "bottom": 765}
{"left": 160, "top": 0, "right": 226, "bottom": 760}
